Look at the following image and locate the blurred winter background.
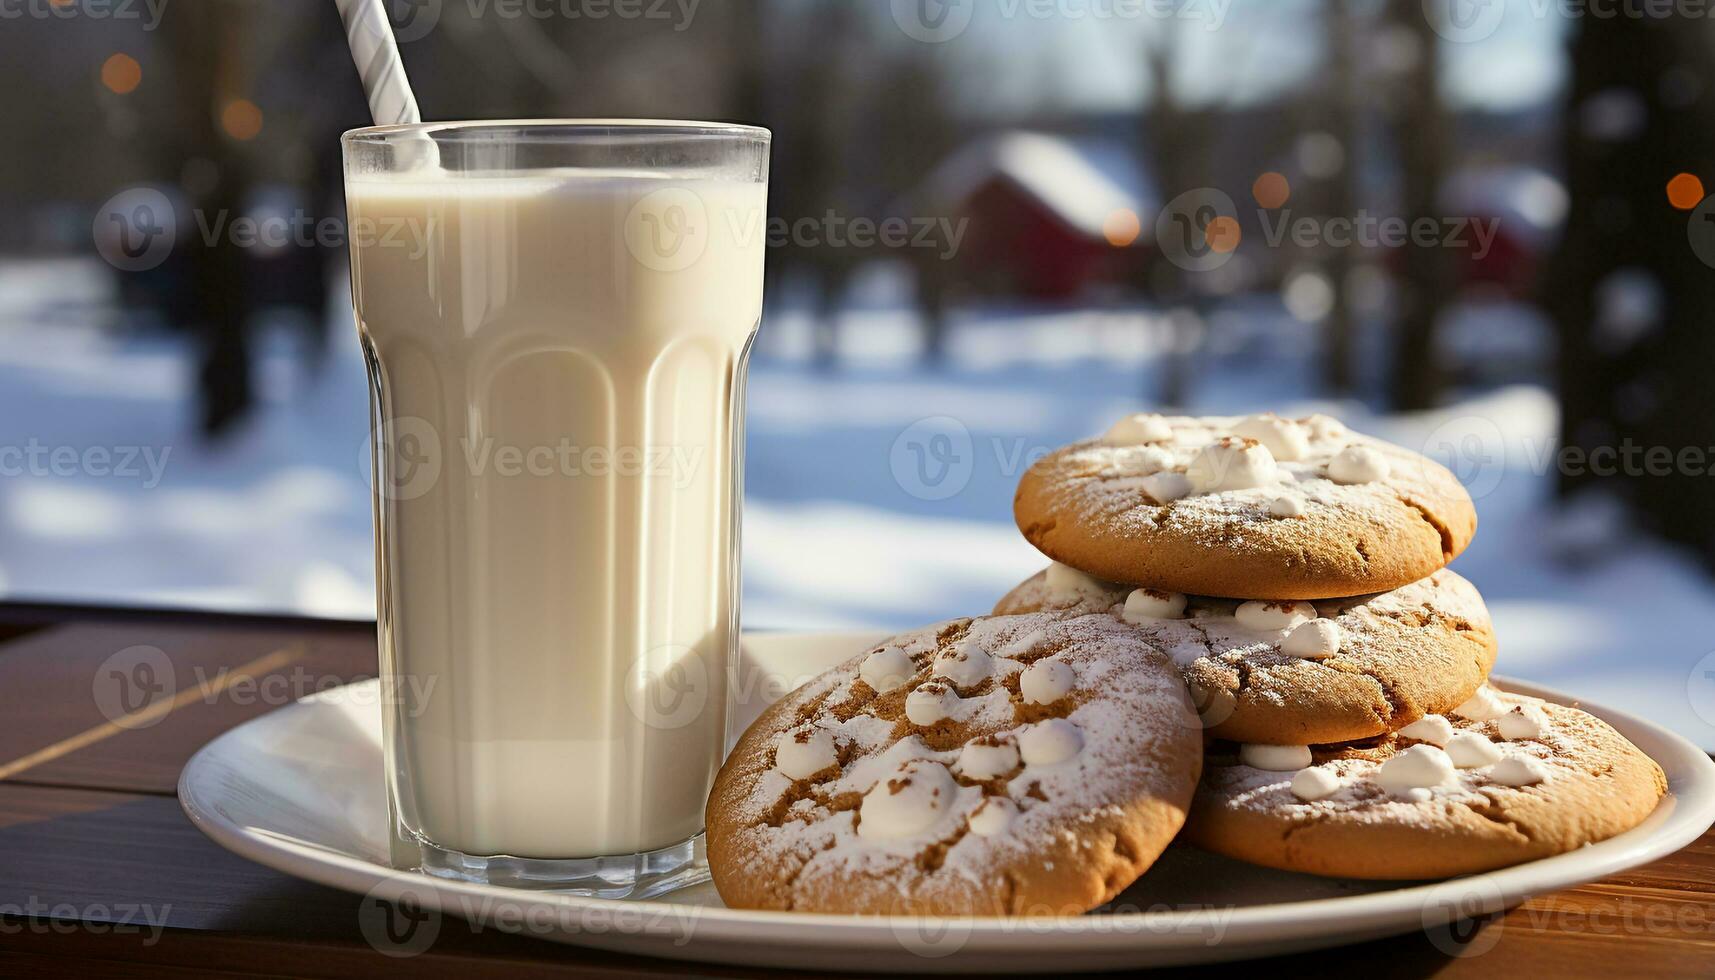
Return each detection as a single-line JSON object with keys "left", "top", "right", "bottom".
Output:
{"left": 4, "top": 0, "right": 1715, "bottom": 744}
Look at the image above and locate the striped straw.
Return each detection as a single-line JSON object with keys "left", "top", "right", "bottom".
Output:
{"left": 335, "top": 0, "right": 422, "bottom": 126}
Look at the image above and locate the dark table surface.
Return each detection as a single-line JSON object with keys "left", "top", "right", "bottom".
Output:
{"left": 1, "top": 601, "right": 1712, "bottom": 978}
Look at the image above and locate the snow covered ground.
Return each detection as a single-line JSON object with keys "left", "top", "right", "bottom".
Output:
{"left": 5, "top": 257, "right": 1715, "bottom": 747}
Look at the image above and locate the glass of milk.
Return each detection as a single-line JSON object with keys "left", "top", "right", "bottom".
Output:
{"left": 341, "top": 121, "right": 769, "bottom": 895}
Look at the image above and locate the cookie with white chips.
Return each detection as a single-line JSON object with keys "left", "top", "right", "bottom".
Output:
{"left": 705, "top": 613, "right": 1203, "bottom": 915}
{"left": 994, "top": 564, "right": 1496, "bottom": 745}
{"left": 1014, "top": 414, "right": 1477, "bottom": 600}
{"left": 1185, "top": 688, "right": 1666, "bottom": 879}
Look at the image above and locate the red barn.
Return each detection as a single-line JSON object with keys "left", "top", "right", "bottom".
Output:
{"left": 915, "top": 132, "right": 1154, "bottom": 300}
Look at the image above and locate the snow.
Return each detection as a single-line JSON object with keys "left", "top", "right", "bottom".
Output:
{"left": 6, "top": 257, "right": 1715, "bottom": 748}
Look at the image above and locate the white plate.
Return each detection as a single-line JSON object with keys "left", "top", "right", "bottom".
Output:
{"left": 180, "top": 631, "right": 1715, "bottom": 972}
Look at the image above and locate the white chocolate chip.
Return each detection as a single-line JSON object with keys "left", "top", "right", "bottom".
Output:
{"left": 1043, "top": 562, "right": 1105, "bottom": 598}
{"left": 956, "top": 739, "right": 1020, "bottom": 780}
{"left": 1375, "top": 744, "right": 1456, "bottom": 794}
{"left": 905, "top": 684, "right": 959, "bottom": 726}
{"left": 775, "top": 729, "right": 837, "bottom": 780}
{"left": 1103, "top": 413, "right": 1175, "bottom": 446}
{"left": 1328, "top": 445, "right": 1391, "bottom": 484}
{"left": 1235, "top": 600, "right": 1316, "bottom": 632}
{"left": 1270, "top": 495, "right": 1304, "bottom": 518}
{"left": 1122, "top": 588, "right": 1188, "bottom": 622}
{"left": 857, "top": 760, "right": 959, "bottom": 840}
{"left": 1018, "top": 718, "right": 1084, "bottom": 767}
{"left": 1187, "top": 437, "right": 1279, "bottom": 494}
{"left": 1233, "top": 414, "right": 1311, "bottom": 462}
{"left": 1240, "top": 743, "right": 1313, "bottom": 772}
{"left": 1132, "top": 445, "right": 1176, "bottom": 474}
{"left": 1142, "top": 471, "right": 1193, "bottom": 503}
{"left": 1496, "top": 705, "right": 1547, "bottom": 741}
{"left": 859, "top": 647, "right": 915, "bottom": 693}
{"left": 933, "top": 644, "right": 994, "bottom": 689}
{"left": 1453, "top": 686, "right": 1507, "bottom": 722}
{"left": 1445, "top": 731, "right": 1504, "bottom": 769}
{"left": 1489, "top": 755, "right": 1550, "bottom": 787}
{"left": 1291, "top": 766, "right": 1342, "bottom": 801}
{"left": 1020, "top": 660, "right": 1076, "bottom": 705}
{"left": 1396, "top": 714, "right": 1455, "bottom": 747}
{"left": 1307, "top": 414, "right": 1347, "bottom": 441}
{"left": 1282, "top": 619, "right": 1342, "bottom": 659}
{"left": 966, "top": 797, "right": 1019, "bottom": 837}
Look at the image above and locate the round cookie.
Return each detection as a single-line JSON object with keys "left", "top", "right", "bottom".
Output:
{"left": 1014, "top": 413, "right": 1477, "bottom": 599}
{"left": 994, "top": 563, "right": 1497, "bottom": 745}
{"left": 706, "top": 612, "right": 1203, "bottom": 916}
{"left": 1185, "top": 688, "right": 1667, "bottom": 879}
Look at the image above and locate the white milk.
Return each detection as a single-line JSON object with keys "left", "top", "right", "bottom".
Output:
{"left": 348, "top": 171, "right": 766, "bottom": 858}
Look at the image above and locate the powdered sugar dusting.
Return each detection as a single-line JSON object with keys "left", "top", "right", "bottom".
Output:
{"left": 716, "top": 611, "right": 1200, "bottom": 905}
{"left": 999, "top": 566, "right": 1491, "bottom": 683}
{"left": 1036, "top": 414, "right": 1467, "bottom": 555}
{"left": 1202, "top": 692, "right": 1607, "bottom": 829}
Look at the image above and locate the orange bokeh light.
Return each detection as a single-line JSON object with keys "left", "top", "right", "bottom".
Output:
{"left": 101, "top": 53, "right": 141, "bottom": 95}
{"left": 1252, "top": 172, "right": 1291, "bottom": 209}
{"left": 1667, "top": 172, "right": 1705, "bottom": 211}
{"left": 1104, "top": 208, "right": 1142, "bottom": 247}
{"left": 221, "top": 99, "right": 264, "bottom": 141}
{"left": 1205, "top": 215, "right": 1242, "bottom": 254}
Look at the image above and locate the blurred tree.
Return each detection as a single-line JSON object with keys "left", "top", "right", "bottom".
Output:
{"left": 1387, "top": 0, "right": 1454, "bottom": 411}
{"left": 159, "top": 2, "right": 256, "bottom": 437}
{"left": 1543, "top": 10, "right": 1715, "bottom": 564}
{"left": 1320, "top": 0, "right": 1359, "bottom": 395}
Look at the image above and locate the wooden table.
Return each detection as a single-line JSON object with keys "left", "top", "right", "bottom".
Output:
{"left": 1, "top": 602, "right": 1712, "bottom": 977}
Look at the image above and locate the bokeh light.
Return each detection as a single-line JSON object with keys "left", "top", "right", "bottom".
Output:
{"left": 1103, "top": 208, "right": 1141, "bottom": 247}
{"left": 1666, "top": 172, "right": 1704, "bottom": 210}
{"left": 1205, "top": 215, "right": 1242, "bottom": 253}
{"left": 1253, "top": 172, "right": 1291, "bottom": 209}
{"left": 100, "top": 54, "right": 141, "bottom": 96}
{"left": 221, "top": 99, "right": 264, "bottom": 141}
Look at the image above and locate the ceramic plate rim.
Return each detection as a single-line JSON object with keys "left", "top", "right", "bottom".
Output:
{"left": 178, "top": 634, "right": 1715, "bottom": 964}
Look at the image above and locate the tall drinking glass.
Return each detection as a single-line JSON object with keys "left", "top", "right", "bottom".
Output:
{"left": 342, "top": 121, "right": 770, "bottom": 895}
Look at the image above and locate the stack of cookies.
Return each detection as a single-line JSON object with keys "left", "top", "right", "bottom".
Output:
{"left": 707, "top": 413, "right": 1666, "bottom": 914}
